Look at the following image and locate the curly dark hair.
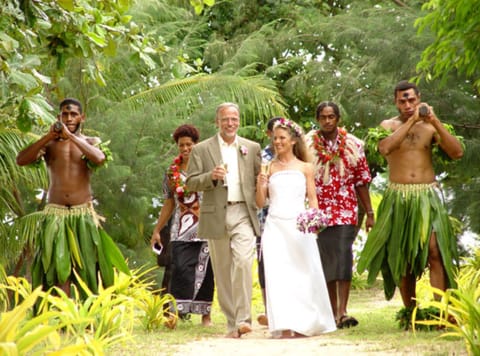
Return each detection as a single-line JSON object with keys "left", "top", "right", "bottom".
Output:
{"left": 173, "top": 124, "right": 200, "bottom": 143}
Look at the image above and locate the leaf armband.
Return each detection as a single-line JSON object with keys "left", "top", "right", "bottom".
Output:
{"left": 364, "top": 126, "right": 391, "bottom": 170}
{"left": 82, "top": 140, "right": 113, "bottom": 171}
{"left": 432, "top": 124, "right": 464, "bottom": 171}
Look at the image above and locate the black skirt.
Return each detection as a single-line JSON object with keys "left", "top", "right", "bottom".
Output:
{"left": 316, "top": 225, "right": 356, "bottom": 282}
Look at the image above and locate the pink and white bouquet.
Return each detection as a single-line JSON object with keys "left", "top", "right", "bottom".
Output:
{"left": 296, "top": 208, "right": 329, "bottom": 234}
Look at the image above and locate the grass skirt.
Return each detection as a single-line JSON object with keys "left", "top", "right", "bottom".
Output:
{"left": 357, "top": 183, "right": 458, "bottom": 300}
{"left": 26, "top": 203, "right": 130, "bottom": 294}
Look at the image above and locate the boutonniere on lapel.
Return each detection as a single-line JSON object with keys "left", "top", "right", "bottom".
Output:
{"left": 239, "top": 145, "right": 248, "bottom": 156}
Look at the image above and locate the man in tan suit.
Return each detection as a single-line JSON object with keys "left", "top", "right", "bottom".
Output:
{"left": 186, "top": 102, "right": 261, "bottom": 338}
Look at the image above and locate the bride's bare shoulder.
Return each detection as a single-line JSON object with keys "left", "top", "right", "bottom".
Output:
{"left": 299, "top": 160, "right": 314, "bottom": 175}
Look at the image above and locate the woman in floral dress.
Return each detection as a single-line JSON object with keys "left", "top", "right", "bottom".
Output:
{"left": 151, "top": 124, "right": 214, "bottom": 327}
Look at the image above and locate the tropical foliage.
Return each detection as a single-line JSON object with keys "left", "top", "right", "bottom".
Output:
{"left": 0, "top": 0, "right": 166, "bottom": 132}
{"left": 0, "top": 130, "right": 48, "bottom": 268}
{"left": 1, "top": 0, "right": 479, "bottom": 275}
{"left": 0, "top": 268, "right": 175, "bottom": 354}
{"left": 92, "top": 0, "right": 479, "bottom": 260}
{"left": 0, "top": 0, "right": 168, "bottom": 271}
{"left": 415, "top": 0, "right": 480, "bottom": 91}
{"left": 413, "top": 250, "right": 480, "bottom": 356}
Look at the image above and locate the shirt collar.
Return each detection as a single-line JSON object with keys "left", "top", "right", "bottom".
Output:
{"left": 217, "top": 133, "right": 238, "bottom": 147}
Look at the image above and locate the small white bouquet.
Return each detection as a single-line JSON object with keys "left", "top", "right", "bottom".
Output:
{"left": 296, "top": 208, "right": 328, "bottom": 234}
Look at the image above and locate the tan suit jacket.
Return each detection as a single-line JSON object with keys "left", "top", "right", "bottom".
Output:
{"left": 186, "top": 135, "right": 261, "bottom": 239}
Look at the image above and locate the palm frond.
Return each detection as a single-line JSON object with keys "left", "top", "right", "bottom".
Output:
{"left": 0, "top": 129, "right": 48, "bottom": 266}
{"left": 1, "top": 211, "right": 45, "bottom": 266}
{"left": 0, "top": 129, "right": 48, "bottom": 192}
{"left": 126, "top": 74, "right": 287, "bottom": 125}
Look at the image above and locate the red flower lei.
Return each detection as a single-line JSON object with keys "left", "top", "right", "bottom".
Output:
{"left": 167, "top": 155, "right": 191, "bottom": 198}
{"left": 313, "top": 127, "right": 348, "bottom": 164}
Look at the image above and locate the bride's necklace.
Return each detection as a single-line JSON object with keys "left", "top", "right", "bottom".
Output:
{"left": 275, "top": 156, "right": 297, "bottom": 166}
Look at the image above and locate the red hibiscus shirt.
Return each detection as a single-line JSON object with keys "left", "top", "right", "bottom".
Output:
{"left": 311, "top": 131, "right": 372, "bottom": 226}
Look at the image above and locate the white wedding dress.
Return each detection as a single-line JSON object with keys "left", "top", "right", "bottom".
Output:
{"left": 262, "top": 170, "right": 336, "bottom": 337}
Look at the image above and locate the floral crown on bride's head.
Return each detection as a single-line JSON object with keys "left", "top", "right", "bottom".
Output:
{"left": 273, "top": 117, "right": 303, "bottom": 137}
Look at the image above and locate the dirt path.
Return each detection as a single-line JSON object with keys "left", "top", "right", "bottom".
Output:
{"left": 164, "top": 287, "right": 465, "bottom": 356}
{"left": 170, "top": 289, "right": 395, "bottom": 355}
{"left": 173, "top": 325, "right": 386, "bottom": 355}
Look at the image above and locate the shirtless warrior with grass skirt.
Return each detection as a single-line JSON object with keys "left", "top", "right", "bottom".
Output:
{"left": 17, "top": 98, "right": 129, "bottom": 296}
{"left": 357, "top": 81, "right": 464, "bottom": 323}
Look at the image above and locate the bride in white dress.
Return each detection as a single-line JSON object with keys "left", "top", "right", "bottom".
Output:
{"left": 256, "top": 118, "right": 336, "bottom": 338}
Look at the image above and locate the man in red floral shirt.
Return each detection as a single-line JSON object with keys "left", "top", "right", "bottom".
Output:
{"left": 306, "top": 101, "right": 375, "bottom": 329}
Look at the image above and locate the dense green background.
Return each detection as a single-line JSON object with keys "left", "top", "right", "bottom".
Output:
{"left": 1, "top": 0, "right": 479, "bottom": 273}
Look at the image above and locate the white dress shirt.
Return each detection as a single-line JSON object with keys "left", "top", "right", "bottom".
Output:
{"left": 218, "top": 134, "right": 245, "bottom": 202}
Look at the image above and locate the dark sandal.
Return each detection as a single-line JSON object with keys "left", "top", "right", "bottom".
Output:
{"left": 337, "top": 315, "right": 359, "bottom": 329}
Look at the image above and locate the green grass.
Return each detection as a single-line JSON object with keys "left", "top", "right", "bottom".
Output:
{"left": 107, "top": 272, "right": 467, "bottom": 356}
{"left": 341, "top": 286, "right": 466, "bottom": 355}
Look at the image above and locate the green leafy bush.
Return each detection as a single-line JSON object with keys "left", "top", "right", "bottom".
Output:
{"left": 0, "top": 267, "right": 175, "bottom": 354}
{"left": 413, "top": 252, "right": 480, "bottom": 356}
